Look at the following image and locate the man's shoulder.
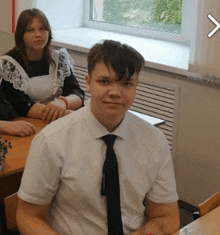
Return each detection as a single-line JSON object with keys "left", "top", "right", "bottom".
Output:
{"left": 126, "top": 111, "right": 165, "bottom": 142}
{"left": 127, "top": 111, "right": 162, "bottom": 132}
{"left": 41, "top": 107, "right": 86, "bottom": 137}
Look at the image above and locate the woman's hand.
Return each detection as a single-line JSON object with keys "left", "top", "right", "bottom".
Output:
{"left": 41, "top": 99, "right": 67, "bottom": 123}
{"left": 4, "top": 121, "right": 37, "bottom": 137}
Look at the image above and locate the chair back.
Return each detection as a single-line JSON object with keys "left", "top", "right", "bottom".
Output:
{"left": 198, "top": 191, "right": 220, "bottom": 217}
{"left": 4, "top": 192, "right": 18, "bottom": 231}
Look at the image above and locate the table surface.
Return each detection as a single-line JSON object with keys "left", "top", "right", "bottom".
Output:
{"left": 172, "top": 206, "right": 220, "bottom": 235}
{"left": 128, "top": 110, "right": 165, "bottom": 126}
{"left": 0, "top": 113, "right": 164, "bottom": 177}
{"left": 0, "top": 118, "right": 47, "bottom": 177}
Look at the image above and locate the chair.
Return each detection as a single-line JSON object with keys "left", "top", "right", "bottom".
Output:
{"left": 4, "top": 192, "right": 18, "bottom": 231}
{"left": 198, "top": 191, "right": 220, "bottom": 217}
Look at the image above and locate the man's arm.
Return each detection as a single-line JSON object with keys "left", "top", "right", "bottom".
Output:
{"left": 16, "top": 198, "right": 59, "bottom": 235}
{"left": 131, "top": 200, "right": 180, "bottom": 235}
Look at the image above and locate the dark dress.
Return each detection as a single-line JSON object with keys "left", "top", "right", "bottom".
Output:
{"left": 0, "top": 49, "right": 85, "bottom": 117}
{"left": 0, "top": 85, "right": 19, "bottom": 120}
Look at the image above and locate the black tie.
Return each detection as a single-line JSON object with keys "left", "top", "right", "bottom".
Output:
{"left": 101, "top": 134, "right": 124, "bottom": 235}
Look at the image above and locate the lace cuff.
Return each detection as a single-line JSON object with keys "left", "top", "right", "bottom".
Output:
{"left": 0, "top": 59, "right": 28, "bottom": 92}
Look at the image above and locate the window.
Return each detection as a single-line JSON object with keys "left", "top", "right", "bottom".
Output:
{"left": 85, "top": 0, "right": 196, "bottom": 44}
{"left": 33, "top": 0, "right": 199, "bottom": 70}
{"left": 91, "top": 0, "right": 182, "bottom": 35}
{"left": 32, "top": 0, "right": 197, "bottom": 45}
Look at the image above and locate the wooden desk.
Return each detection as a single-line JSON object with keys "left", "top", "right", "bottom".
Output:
{"left": 0, "top": 118, "right": 47, "bottom": 201}
{"left": 0, "top": 118, "right": 47, "bottom": 177}
{"left": 172, "top": 206, "right": 220, "bottom": 235}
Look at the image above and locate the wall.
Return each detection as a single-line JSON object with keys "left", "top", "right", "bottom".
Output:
{"left": 175, "top": 80, "right": 220, "bottom": 206}
{"left": 0, "top": 0, "right": 12, "bottom": 34}
{"left": 64, "top": 49, "right": 220, "bottom": 207}
{"left": 0, "top": 1, "right": 14, "bottom": 55}
{"left": 0, "top": 31, "right": 14, "bottom": 55}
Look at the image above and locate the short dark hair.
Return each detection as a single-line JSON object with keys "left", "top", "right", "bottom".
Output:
{"left": 5, "top": 8, "right": 55, "bottom": 68}
{"left": 87, "top": 40, "right": 145, "bottom": 80}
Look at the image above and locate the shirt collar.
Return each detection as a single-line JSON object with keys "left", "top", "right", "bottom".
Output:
{"left": 85, "top": 105, "right": 131, "bottom": 140}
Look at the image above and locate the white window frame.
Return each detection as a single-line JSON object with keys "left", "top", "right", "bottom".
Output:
{"left": 31, "top": 0, "right": 198, "bottom": 46}
{"left": 84, "top": 0, "right": 198, "bottom": 45}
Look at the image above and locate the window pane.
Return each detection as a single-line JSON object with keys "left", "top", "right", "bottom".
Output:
{"left": 91, "top": 0, "right": 182, "bottom": 34}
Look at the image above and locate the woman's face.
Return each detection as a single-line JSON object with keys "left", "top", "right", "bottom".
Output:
{"left": 23, "top": 17, "right": 49, "bottom": 55}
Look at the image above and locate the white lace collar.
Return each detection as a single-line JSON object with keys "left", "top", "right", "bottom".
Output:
{"left": 0, "top": 48, "right": 74, "bottom": 96}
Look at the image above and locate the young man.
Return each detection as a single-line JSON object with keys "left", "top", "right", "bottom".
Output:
{"left": 17, "top": 40, "right": 180, "bottom": 235}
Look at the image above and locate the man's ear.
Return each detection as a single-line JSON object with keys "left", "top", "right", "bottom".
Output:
{"left": 85, "top": 74, "right": 91, "bottom": 93}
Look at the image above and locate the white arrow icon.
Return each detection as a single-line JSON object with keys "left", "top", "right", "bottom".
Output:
{"left": 208, "top": 14, "right": 220, "bottom": 38}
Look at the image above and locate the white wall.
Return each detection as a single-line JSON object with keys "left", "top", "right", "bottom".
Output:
{"left": 36, "top": 0, "right": 84, "bottom": 31}
{"left": 0, "top": 1, "right": 14, "bottom": 55}
{"left": 0, "top": 0, "right": 12, "bottom": 34}
{"left": 0, "top": 32, "right": 14, "bottom": 55}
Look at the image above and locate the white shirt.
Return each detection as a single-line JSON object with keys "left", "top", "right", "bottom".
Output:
{"left": 18, "top": 105, "right": 178, "bottom": 235}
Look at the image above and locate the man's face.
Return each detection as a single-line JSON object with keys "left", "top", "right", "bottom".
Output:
{"left": 86, "top": 61, "right": 138, "bottom": 130}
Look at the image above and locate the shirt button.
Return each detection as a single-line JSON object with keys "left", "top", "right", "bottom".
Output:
{"left": 28, "top": 102, "right": 31, "bottom": 106}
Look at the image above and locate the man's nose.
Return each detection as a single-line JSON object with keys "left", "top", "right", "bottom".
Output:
{"left": 108, "top": 83, "right": 123, "bottom": 96}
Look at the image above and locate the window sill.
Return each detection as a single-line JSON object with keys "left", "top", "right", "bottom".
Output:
{"left": 52, "top": 27, "right": 190, "bottom": 76}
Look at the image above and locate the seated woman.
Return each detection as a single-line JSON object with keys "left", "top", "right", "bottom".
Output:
{"left": 0, "top": 8, "right": 84, "bottom": 123}
{"left": 0, "top": 78, "right": 36, "bottom": 136}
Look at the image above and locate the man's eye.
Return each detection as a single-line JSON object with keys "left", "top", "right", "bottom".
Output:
{"left": 100, "top": 80, "right": 109, "bottom": 85}
{"left": 124, "top": 82, "right": 133, "bottom": 87}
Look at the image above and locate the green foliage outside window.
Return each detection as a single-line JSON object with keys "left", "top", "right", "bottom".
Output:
{"left": 102, "top": 0, "right": 182, "bottom": 33}
{"left": 153, "top": 0, "right": 182, "bottom": 24}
